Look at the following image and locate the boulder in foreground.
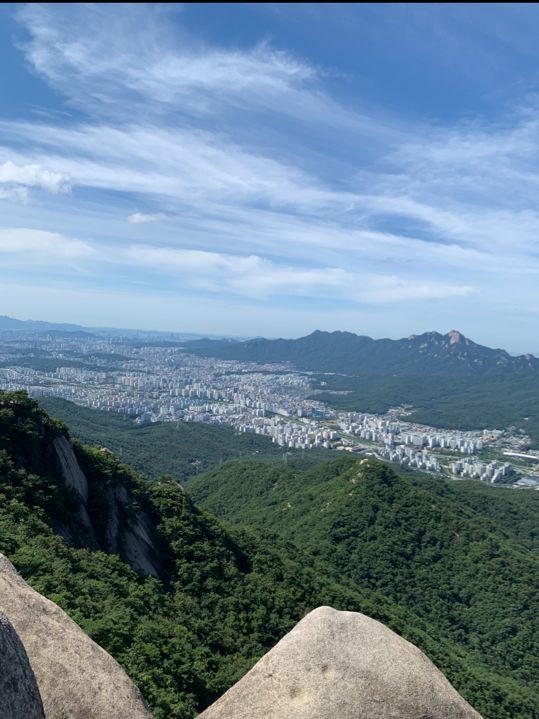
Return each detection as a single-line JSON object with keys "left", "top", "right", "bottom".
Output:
{"left": 198, "top": 606, "right": 483, "bottom": 719}
{"left": 0, "top": 553, "right": 153, "bottom": 719}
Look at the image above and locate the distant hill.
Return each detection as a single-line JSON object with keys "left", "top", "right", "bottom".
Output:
{"left": 185, "top": 330, "right": 539, "bottom": 445}
{"left": 0, "top": 315, "right": 86, "bottom": 333}
{"left": 185, "top": 329, "right": 539, "bottom": 376}
{"left": 0, "top": 315, "right": 235, "bottom": 341}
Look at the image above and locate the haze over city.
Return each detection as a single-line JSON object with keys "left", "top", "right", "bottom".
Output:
{"left": 2, "top": 4, "right": 539, "bottom": 353}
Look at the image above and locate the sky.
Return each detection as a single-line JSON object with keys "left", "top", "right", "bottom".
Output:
{"left": 2, "top": 3, "right": 539, "bottom": 350}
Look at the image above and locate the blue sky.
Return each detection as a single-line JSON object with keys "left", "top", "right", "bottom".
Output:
{"left": 2, "top": 3, "right": 539, "bottom": 350}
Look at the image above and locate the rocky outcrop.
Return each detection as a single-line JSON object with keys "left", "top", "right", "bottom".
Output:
{"left": 0, "top": 611, "right": 45, "bottom": 719}
{"left": 102, "top": 485, "right": 162, "bottom": 578}
{"left": 53, "top": 435, "right": 89, "bottom": 502}
{"left": 53, "top": 436, "right": 161, "bottom": 577}
{"left": 0, "top": 553, "right": 154, "bottom": 719}
{"left": 53, "top": 435, "right": 95, "bottom": 538}
{"left": 198, "top": 606, "right": 483, "bottom": 719}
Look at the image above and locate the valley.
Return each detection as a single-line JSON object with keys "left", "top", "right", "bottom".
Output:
{"left": 1, "top": 327, "right": 539, "bottom": 488}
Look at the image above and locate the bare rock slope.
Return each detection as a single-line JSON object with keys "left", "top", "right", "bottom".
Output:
{"left": 0, "top": 611, "right": 45, "bottom": 719}
{"left": 0, "top": 553, "right": 154, "bottom": 719}
{"left": 198, "top": 606, "right": 483, "bottom": 719}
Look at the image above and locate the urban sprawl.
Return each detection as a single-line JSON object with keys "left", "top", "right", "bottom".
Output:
{"left": 1, "top": 333, "right": 538, "bottom": 489}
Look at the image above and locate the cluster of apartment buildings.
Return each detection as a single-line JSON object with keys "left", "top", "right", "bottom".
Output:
{"left": 378, "top": 445, "right": 441, "bottom": 472}
{"left": 338, "top": 413, "right": 483, "bottom": 453}
{"left": 450, "top": 458, "right": 513, "bottom": 483}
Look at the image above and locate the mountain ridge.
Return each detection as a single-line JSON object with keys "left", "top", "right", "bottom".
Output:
{"left": 184, "top": 329, "right": 539, "bottom": 376}
{"left": 0, "top": 315, "right": 86, "bottom": 333}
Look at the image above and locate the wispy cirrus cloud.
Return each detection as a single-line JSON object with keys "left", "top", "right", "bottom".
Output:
{"left": 15, "top": 2, "right": 382, "bottom": 145}
{"left": 126, "top": 243, "right": 475, "bottom": 303}
{"left": 0, "top": 228, "right": 94, "bottom": 265}
{"left": 2, "top": 3, "right": 539, "bottom": 344}
{"left": 127, "top": 212, "right": 167, "bottom": 224}
{"left": 0, "top": 226, "right": 475, "bottom": 304}
{"left": 16, "top": 5, "right": 315, "bottom": 114}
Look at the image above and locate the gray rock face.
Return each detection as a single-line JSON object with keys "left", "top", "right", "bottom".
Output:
{"left": 102, "top": 485, "right": 162, "bottom": 578}
{"left": 53, "top": 436, "right": 161, "bottom": 578}
{"left": 0, "top": 611, "right": 45, "bottom": 719}
{"left": 53, "top": 435, "right": 89, "bottom": 502}
{"left": 0, "top": 554, "right": 154, "bottom": 719}
{"left": 198, "top": 606, "right": 483, "bottom": 719}
{"left": 53, "top": 435, "right": 95, "bottom": 538}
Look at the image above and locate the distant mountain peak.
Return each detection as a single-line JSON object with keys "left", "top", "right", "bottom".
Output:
{"left": 446, "top": 330, "right": 467, "bottom": 345}
{"left": 187, "top": 327, "right": 539, "bottom": 376}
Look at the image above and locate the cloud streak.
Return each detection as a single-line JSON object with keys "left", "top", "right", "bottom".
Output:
{"left": 127, "top": 212, "right": 166, "bottom": 224}
{"left": 0, "top": 228, "right": 94, "bottom": 264}
{"left": 0, "top": 228, "right": 476, "bottom": 304}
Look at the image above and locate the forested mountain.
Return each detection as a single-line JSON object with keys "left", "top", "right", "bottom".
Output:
{"left": 189, "top": 458, "right": 539, "bottom": 719}
{"left": 0, "top": 391, "right": 413, "bottom": 718}
{"left": 2, "top": 390, "right": 538, "bottom": 718}
{"left": 185, "top": 329, "right": 539, "bottom": 376}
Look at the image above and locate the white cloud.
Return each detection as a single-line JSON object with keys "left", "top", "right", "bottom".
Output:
{"left": 0, "top": 160, "right": 70, "bottom": 203}
{"left": 0, "top": 121, "right": 348, "bottom": 217}
{"left": 0, "top": 228, "right": 94, "bottom": 263}
{"left": 126, "top": 243, "right": 475, "bottom": 303}
{"left": 0, "top": 186, "right": 29, "bottom": 202}
{"left": 127, "top": 212, "right": 167, "bottom": 224}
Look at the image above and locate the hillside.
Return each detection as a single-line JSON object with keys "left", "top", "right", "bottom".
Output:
{"left": 2, "top": 390, "right": 538, "bottom": 718}
{"left": 38, "top": 397, "right": 332, "bottom": 480}
{"left": 0, "top": 390, "right": 411, "bottom": 718}
{"left": 189, "top": 457, "right": 539, "bottom": 719}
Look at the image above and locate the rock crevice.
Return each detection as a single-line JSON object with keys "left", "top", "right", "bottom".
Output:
{"left": 0, "top": 611, "right": 45, "bottom": 719}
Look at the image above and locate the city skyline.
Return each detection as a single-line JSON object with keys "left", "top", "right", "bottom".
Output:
{"left": 2, "top": 4, "right": 539, "bottom": 351}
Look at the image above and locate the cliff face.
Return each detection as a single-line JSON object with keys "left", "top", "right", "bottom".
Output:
{"left": 53, "top": 437, "right": 163, "bottom": 577}
{"left": 0, "top": 611, "right": 45, "bottom": 719}
{"left": 0, "top": 553, "right": 154, "bottom": 719}
{"left": 100, "top": 483, "right": 162, "bottom": 578}
{"left": 198, "top": 607, "right": 483, "bottom": 719}
{"left": 0, "top": 392, "right": 163, "bottom": 579}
